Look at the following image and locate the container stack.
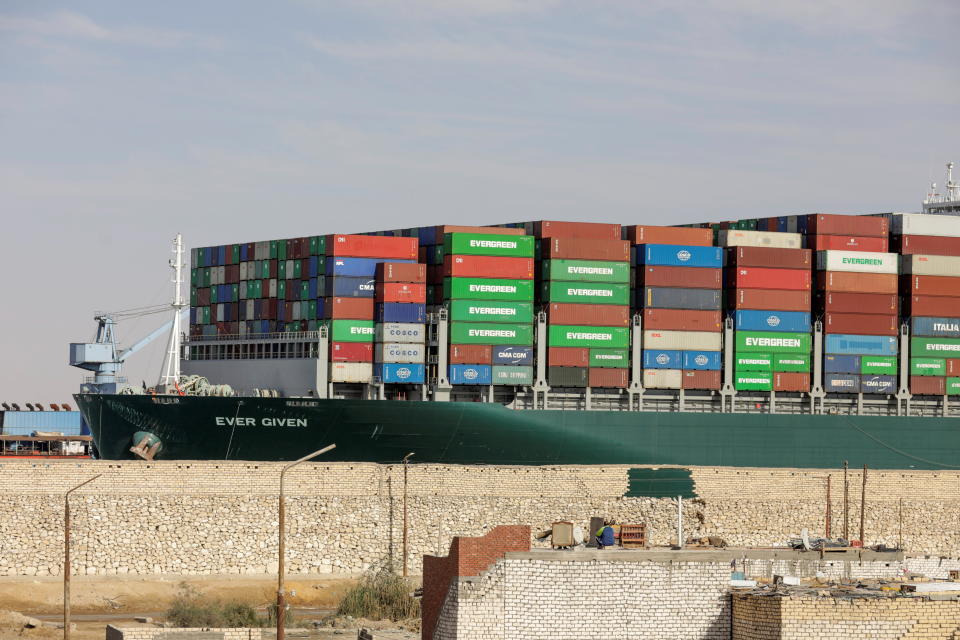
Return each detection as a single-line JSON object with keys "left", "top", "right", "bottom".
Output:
{"left": 724, "top": 229, "right": 812, "bottom": 393}
{"left": 539, "top": 222, "right": 631, "bottom": 389}
{"left": 808, "top": 215, "right": 899, "bottom": 395}
{"left": 373, "top": 262, "right": 428, "bottom": 385}
{"left": 442, "top": 231, "right": 536, "bottom": 387}
{"left": 325, "top": 235, "right": 418, "bottom": 384}
{"left": 897, "top": 214, "right": 960, "bottom": 396}
{"left": 631, "top": 226, "right": 722, "bottom": 391}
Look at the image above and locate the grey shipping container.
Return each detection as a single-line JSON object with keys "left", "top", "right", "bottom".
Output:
{"left": 643, "top": 287, "right": 722, "bottom": 310}
{"left": 861, "top": 375, "right": 896, "bottom": 394}
{"left": 824, "top": 373, "right": 860, "bottom": 393}
{"left": 548, "top": 366, "right": 588, "bottom": 387}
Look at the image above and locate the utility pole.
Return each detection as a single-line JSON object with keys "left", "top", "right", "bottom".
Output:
{"left": 402, "top": 452, "right": 414, "bottom": 578}
{"left": 842, "top": 461, "right": 849, "bottom": 540}
{"left": 278, "top": 445, "right": 335, "bottom": 640}
{"left": 859, "top": 464, "right": 868, "bottom": 545}
{"left": 825, "top": 475, "right": 832, "bottom": 538}
{"left": 65, "top": 475, "right": 100, "bottom": 640}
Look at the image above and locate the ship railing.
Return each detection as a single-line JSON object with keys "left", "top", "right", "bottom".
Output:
{"left": 84, "top": 376, "right": 128, "bottom": 384}
{"left": 185, "top": 331, "right": 321, "bottom": 343}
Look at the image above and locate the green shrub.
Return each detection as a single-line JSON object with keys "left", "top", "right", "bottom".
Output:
{"left": 337, "top": 566, "right": 419, "bottom": 622}
{"left": 166, "top": 583, "right": 261, "bottom": 628}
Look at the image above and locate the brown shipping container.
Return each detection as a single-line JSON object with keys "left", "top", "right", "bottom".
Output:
{"left": 810, "top": 235, "right": 889, "bottom": 252}
{"left": 906, "top": 275, "right": 960, "bottom": 297}
{"left": 895, "top": 235, "right": 960, "bottom": 257}
{"left": 910, "top": 376, "right": 946, "bottom": 396}
{"left": 626, "top": 225, "right": 713, "bottom": 246}
{"left": 815, "top": 292, "right": 897, "bottom": 315}
{"left": 543, "top": 237, "right": 630, "bottom": 262}
{"left": 906, "top": 296, "right": 960, "bottom": 317}
{"left": 816, "top": 271, "right": 898, "bottom": 294}
{"left": 643, "top": 308, "right": 722, "bottom": 332}
{"left": 824, "top": 313, "right": 897, "bottom": 336}
{"left": 325, "top": 296, "right": 374, "bottom": 319}
{"left": 548, "top": 347, "right": 590, "bottom": 367}
{"left": 547, "top": 303, "right": 630, "bottom": 327}
{"left": 437, "top": 225, "right": 524, "bottom": 237}
{"left": 730, "top": 289, "right": 811, "bottom": 311}
{"left": 376, "top": 262, "right": 426, "bottom": 284}
{"left": 808, "top": 214, "right": 888, "bottom": 238}
{"left": 589, "top": 368, "right": 628, "bottom": 388}
{"left": 450, "top": 344, "right": 492, "bottom": 365}
{"left": 729, "top": 267, "right": 811, "bottom": 291}
{"left": 443, "top": 255, "right": 534, "bottom": 279}
{"left": 682, "top": 370, "right": 721, "bottom": 390}
{"left": 535, "top": 220, "right": 621, "bottom": 240}
{"left": 641, "top": 266, "right": 722, "bottom": 289}
{"left": 947, "top": 359, "right": 960, "bottom": 376}
{"left": 727, "top": 246, "right": 811, "bottom": 270}
{"left": 774, "top": 372, "right": 810, "bottom": 392}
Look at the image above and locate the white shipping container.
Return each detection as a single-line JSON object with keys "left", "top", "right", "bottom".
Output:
{"left": 285, "top": 260, "right": 294, "bottom": 279}
{"left": 330, "top": 362, "right": 373, "bottom": 383}
{"left": 815, "top": 250, "right": 898, "bottom": 274}
{"left": 719, "top": 230, "right": 802, "bottom": 249}
{"left": 375, "top": 342, "right": 426, "bottom": 364}
{"left": 269, "top": 279, "right": 277, "bottom": 298}
{"left": 901, "top": 254, "right": 960, "bottom": 276}
{"left": 216, "top": 266, "right": 225, "bottom": 284}
{"left": 216, "top": 304, "right": 224, "bottom": 322}
{"left": 891, "top": 213, "right": 960, "bottom": 238}
{"left": 255, "top": 241, "right": 269, "bottom": 260}
{"left": 239, "top": 262, "right": 248, "bottom": 280}
{"left": 245, "top": 299, "right": 254, "bottom": 318}
{"left": 375, "top": 322, "right": 426, "bottom": 343}
{"left": 643, "top": 369, "right": 682, "bottom": 389}
{"left": 292, "top": 301, "right": 301, "bottom": 321}
{"left": 643, "top": 329, "right": 722, "bottom": 351}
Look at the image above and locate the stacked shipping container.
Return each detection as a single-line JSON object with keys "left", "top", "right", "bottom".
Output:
{"left": 373, "top": 262, "right": 427, "bottom": 385}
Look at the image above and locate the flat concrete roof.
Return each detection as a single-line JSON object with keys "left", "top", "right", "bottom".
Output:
{"left": 503, "top": 548, "right": 904, "bottom": 563}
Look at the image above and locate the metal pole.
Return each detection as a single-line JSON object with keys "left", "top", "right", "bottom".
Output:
{"left": 402, "top": 452, "right": 414, "bottom": 577}
{"left": 825, "top": 475, "right": 832, "bottom": 539}
{"left": 278, "top": 444, "right": 335, "bottom": 640}
{"left": 859, "top": 464, "right": 868, "bottom": 545}
{"left": 676, "top": 496, "right": 683, "bottom": 548}
{"left": 65, "top": 475, "right": 100, "bottom": 640}
{"left": 842, "top": 461, "right": 849, "bottom": 540}
{"left": 898, "top": 497, "right": 903, "bottom": 550}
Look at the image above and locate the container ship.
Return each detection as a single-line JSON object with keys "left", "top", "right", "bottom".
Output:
{"left": 72, "top": 165, "right": 960, "bottom": 469}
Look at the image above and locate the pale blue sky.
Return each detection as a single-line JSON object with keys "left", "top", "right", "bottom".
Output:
{"left": 1, "top": 1, "right": 958, "bottom": 403}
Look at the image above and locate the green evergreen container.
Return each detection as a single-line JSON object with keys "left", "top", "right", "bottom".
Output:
{"left": 269, "top": 240, "right": 278, "bottom": 259}
{"left": 293, "top": 260, "right": 302, "bottom": 279}
{"left": 541, "top": 260, "right": 630, "bottom": 283}
{"left": 735, "top": 372, "right": 772, "bottom": 391}
{"left": 449, "top": 300, "right": 534, "bottom": 323}
{"left": 443, "top": 233, "right": 534, "bottom": 258}
{"left": 450, "top": 322, "right": 534, "bottom": 345}
{"left": 278, "top": 281, "right": 286, "bottom": 300}
{"left": 589, "top": 349, "right": 629, "bottom": 368}
{"left": 548, "top": 325, "right": 630, "bottom": 348}
{"left": 329, "top": 319, "right": 375, "bottom": 342}
{"left": 540, "top": 281, "right": 630, "bottom": 305}
{"left": 231, "top": 284, "right": 239, "bottom": 302}
{"left": 910, "top": 357, "right": 946, "bottom": 376}
{"left": 736, "top": 331, "right": 811, "bottom": 353}
{"left": 310, "top": 236, "right": 326, "bottom": 256}
{"left": 911, "top": 337, "right": 960, "bottom": 357}
{"left": 773, "top": 353, "right": 810, "bottom": 372}
{"left": 948, "top": 377, "right": 960, "bottom": 396}
{"left": 492, "top": 365, "right": 534, "bottom": 385}
{"left": 735, "top": 353, "right": 772, "bottom": 372}
{"left": 444, "top": 278, "right": 534, "bottom": 301}
{"left": 861, "top": 356, "right": 897, "bottom": 376}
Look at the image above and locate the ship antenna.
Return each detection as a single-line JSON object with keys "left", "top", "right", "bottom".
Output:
{"left": 947, "top": 162, "right": 958, "bottom": 200}
{"left": 158, "top": 233, "right": 187, "bottom": 390}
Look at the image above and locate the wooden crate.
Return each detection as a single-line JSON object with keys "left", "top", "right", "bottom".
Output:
{"left": 620, "top": 523, "right": 647, "bottom": 548}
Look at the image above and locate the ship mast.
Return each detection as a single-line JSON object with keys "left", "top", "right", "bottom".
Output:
{"left": 158, "top": 233, "right": 187, "bottom": 390}
{"left": 923, "top": 161, "right": 960, "bottom": 215}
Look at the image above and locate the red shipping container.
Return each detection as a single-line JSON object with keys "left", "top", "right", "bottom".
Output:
{"left": 549, "top": 347, "right": 590, "bottom": 367}
{"left": 730, "top": 289, "right": 811, "bottom": 312}
{"left": 774, "top": 372, "right": 810, "bottom": 392}
{"left": 906, "top": 275, "right": 960, "bottom": 297}
{"left": 727, "top": 246, "right": 811, "bottom": 270}
{"left": 325, "top": 296, "right": 374, "bottom": 319}
{"left": 682, "top": 370, "right": 721, "bottom": 390}
{"left": 197, "top": 288, "right": 211, "bottom": 306}
{"left": 626, "top": 226, "right": 713, "bottom": 246}
{"left": 330, "top": 342, "right": 374, "bottom": 363}
{"left": 815, "top": 292, "right": 897, "bottom": 315}
{"left": 547, "top": 303, "right": 630, "bottom": 327}
{"left": 327, "top": 234, "right": 418, "bottom": 259}
{"left": 442, "top": 255, "right": 534, "bottom": 279}
{"left": 810, "top": 234, "right": 888, "bottom": 252}
{"left": 808, "top": 214, "right": 888, "bottom": 238}
{"left": 265, "top": 298, "right": 277, "bottom": 320}
{"left": 894, "top": 235, "right": 960, "bottom": 257}
{"left": 816, "top": 271, "right": 897, "bottom": 294}
{"left": 535, "top": 220, "right": 621, "bottom": 240}
{"left": 374, "top": 283, "right": 426, "bottom": 303}
{"left": 641, "top": 266, "right": 722, "bottom": 289}
{"left": 375, "top": 262, "right": 426, "bottom": 284}
{"left": 906, "top": 296, "right": 960, "bottom": 317}
{"left": 226, "top": 264, "right": 240, "bottom": 283}
{"left": 729, "top": 267, "right": 811, "bottom": 291}
{"left": 450, "top": 344, "right": 492, "bottom": 365}
{"left": 543, "top": 238, "right": 630, "bottom": 262}
{"left": 589, "top": 368, "right": 628, "bottom": 388}
{"left": 910, "top": 376, "right": 945, "bottom": 396}
{"left": 643, "top": 308, "right": 722, "bottom": 332}
{"left": 824, "top": 313, "right": 897, "bottom": 336}
{"left": 947, "top": 359, "right": 960, "bottom": 376}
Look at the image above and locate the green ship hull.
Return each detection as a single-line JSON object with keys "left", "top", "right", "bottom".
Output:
{"left": 75, "top": 393, "right": 960, "bottom": 469}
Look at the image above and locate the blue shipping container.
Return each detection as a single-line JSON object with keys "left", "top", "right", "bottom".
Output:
{"left": 376, "top": 303, "right": 426, "bottom": 323}
{"left": 326, "top": 276, "right": 376, "bottom": 298}
{"left": 492, "top": 346, "right": 534, "bottom": 365}
{"left": 735, "top": 310, "right": 811, "bottom": 333}
{"left": 682, "top": 350, "right": 722, "bottom": 371}
{"left": 325, "top": 257, "right": 415, "bottom": 277}
{"left": 824, "top": 373, "right": 860, "bottom": 393}
{"left": 308, "top": 256, "right": 319, "bottom": 278}
{"left": 449, "top": 364, "right": 492, "bottom": 385}
{"left": 824, "top": 334, "right": 898, "bottom": 356}
{"left": 911, "top": 317, "right": 960, "bottom": 339}
{"left": 638, "top": 244, "right": 723, "bottom": 268}
{"left": 374, "top": 363, "right": 425, "bottom": 384}
{"left": 824, "top": 354, "right": 861, "bottom": 374}
{"left": 642, "top": 349, "right": 682, "bottom": 369}
{"left": 218, "top": 245, "right": 226, "bottom": 265}
{"left": 240, "top": 244, "right": 248, "bottom": 261}
{"left": 862, "top": 375, "right": 896, "bottom": 394}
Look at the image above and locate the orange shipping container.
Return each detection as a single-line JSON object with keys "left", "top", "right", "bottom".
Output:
{"left": 374, "top": 283, "right": 426, "bottom": 303}
{"left": 824, "top": 313, "right": 898, "bottom": 336}
{"left": 442, "top": 255, "right": 534, "bottom": 279}
{"left": 682, "top": 370, "right": 721, "bottom": 390}
{"left": 727, "top": 246, "right": 811, "bottom": 270}
{"left": 730, "top": 267, "right": 811, "bottom": 291}
{"left": 549, "top": 347, "right": 590, "bottom": 367}
{"left": 947, "top": 359, "right": 960, "bottom": 376}
{"left": 774, "top": 372, "right": 810, "bottom": 392}
{"left": 376, "top": 262, "right": 426, "bottom": 284}
{"left": 325, "top": 297, "right": 374, "bottom": 319}
{"left": 906, "top": 296, "right": 960, "bottom": 317}
{"left": 588, "top": 368, "right": 628, "bottom": 388}
{"left": 543, "top": 237, "right": 630, "bottom": 262}
{"left": 449, "top": 344, "right": 492, "bottom": 364}
{"left": 814, "top": 292, "right": 897, "bottom": 315}
{"left": 808, "top": 214, "right": 888, "bottom": 238}
{"left": 643, "top": 308, "right": 722, "bottom": 332}
{"left": 907, "top": 275, "right": 960, "bottom": 297}
{"left": 535, "top": 220, "right": 621, "bottom": 240}
{"left": 547, "top": 303, "right": 630, "bottom": 327}
{"left": 626, "top": 225, "right": 713, "bottom": 246}
{"left": 327, "top": 234, "right": 418, "bottom": 259}
{"left": 641, "top": 266, "right": 722, "bottom": 289}
{"left": 816, "top": 271, "right": 898, "bottom": 294}
{"left": 894, "top": 235, "right": 960, "bottom": 256}
{"left": 810, "top": 235, "right": 888, "bottom": 252}
{"left": 910, "top": 376, "right": 945, "bottom": 395}
{"left": 730, "top": 289, "right": 811, "bottom": 312}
